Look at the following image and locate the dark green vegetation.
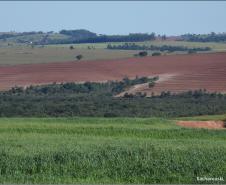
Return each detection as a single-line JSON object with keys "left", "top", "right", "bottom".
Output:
{"left": 75, "top": 54, "right": 83, "bottom": 60}
{"left": 1, "top": 78, "right": 226, "bottom": 117}
{"left": 152, "top": 52, "right": 162, "bottom": 56}
{"left": 0, "top": 116, "right": 225, "bottom": 183}
{"left": 59, "top": 29, "right": 97, "bottom": 41}
{"left": 63, "top": 40, "right": 226, "bottom": 52}
{"left": 59, "top": 30, "right": 156, "bottom": 44}
{"left": 107, "top": 43, "right": 211, "bottom": 52}
{"left": 134, "top": 51, "right": 148, "bottom": 57}
{"left": 73, "top": 33, "right": 155, "bottom": 43}
{"left": 181, "top": 32, "right": 226, "bottom": 42}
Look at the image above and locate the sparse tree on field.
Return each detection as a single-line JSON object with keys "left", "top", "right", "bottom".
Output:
{"left": 76, "top": 54, "right": 83, "bottom": 60}
{"left": 152, "top": 52, "right": 161, "bottom": 56}
{"left": 188, "top": 50, "right": 197, "bottom": 54}
{"left": 138, "top": 51, "right": 148, "bottom": 57}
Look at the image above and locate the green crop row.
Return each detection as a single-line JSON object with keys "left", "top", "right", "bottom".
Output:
{"left": 0, "top": 117, "right": 225, "bottom": 184}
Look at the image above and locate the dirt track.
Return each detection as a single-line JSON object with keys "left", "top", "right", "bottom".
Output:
{"left": 0, "top": 52, "right": 226, "bottom": 94}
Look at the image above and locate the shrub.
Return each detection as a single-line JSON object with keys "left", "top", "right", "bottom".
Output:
{"left": 76, "top": 54, "right": 83, "bottom": 60}
{"left": 138, "top": 51, "right": 148, "bottom": 57}
{"left": 148, "top": 82, "right": 155, "bottom": 88}
{"left": 152, "top": 52, "right": 161, "bottom": 56}
{"left": 188, "top": 50, "right": 197, "bottom": 54}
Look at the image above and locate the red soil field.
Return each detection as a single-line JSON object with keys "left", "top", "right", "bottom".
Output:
{"left": 0, "top": 52, "right": 226, "bottom": 94}
{"left": 177, "top": 121, "right": 225, "bottom": 129}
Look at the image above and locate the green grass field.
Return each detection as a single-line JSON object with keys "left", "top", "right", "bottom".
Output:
{"left": 1, "top": 40, "right": 226, "bottom": 65}
{"left": 0, "top": 46, "right": 137, "bottom": 65}
{"left": 49, "top": 40, "right": 226, "bottom": 51}
{"left": 0, "top": 116, "right": 226, "bottom": 184}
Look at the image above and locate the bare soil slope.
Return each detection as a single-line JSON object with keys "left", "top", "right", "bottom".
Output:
{"left": 177, "top": 121, "right": 225, "bottom": 129}
{"left": 0, "top": 52, "right": 226, "bottom": 94}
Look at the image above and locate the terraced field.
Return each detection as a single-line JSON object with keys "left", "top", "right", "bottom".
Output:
{"left": 0, "top": 52, "right": 226, "bottom": 94}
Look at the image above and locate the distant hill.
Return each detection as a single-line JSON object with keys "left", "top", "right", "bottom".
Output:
{"left": 59, "top": 29, "right": 97, "bottom": 40}
{"left": 0, "top": 30, "right": 226, "bottom": 45}
{"left": 0, "top": 29, "right": 156, "bottom": 45}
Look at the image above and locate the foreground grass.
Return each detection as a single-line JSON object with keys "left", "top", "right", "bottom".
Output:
{"left": 0, "top": 117, "right": 226, "bottom": 184}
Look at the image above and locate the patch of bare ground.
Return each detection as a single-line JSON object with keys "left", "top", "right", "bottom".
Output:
{"left": 115, "top": 74, "right": 178, "bottom": 97}
{"left": 177, "top": 121, "right": 226, "bottom": 129}
{"left": 0, "top": 52, "right": 226, "bottom": 94}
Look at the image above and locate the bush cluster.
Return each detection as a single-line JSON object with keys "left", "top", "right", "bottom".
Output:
{"left": 107, "top": 43, "right": 211, "bottom": 52}
{"left": 0, "top": 78, "right": 226, "bottom": 117}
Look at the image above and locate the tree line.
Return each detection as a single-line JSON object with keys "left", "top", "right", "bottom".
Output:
{"left": 0, "top": 31, "right": 44, "bottom": 40}
{"left": 1, "top": 30, "right": 226, "bottom": 45}
{"left": 1, "top": 78, "right": 226, "bottom": 117}
{"left": 47, "top": 33, "right": 156, "bottom": 45}
{"left": 181, "top": 32, "right": 226, "bottom": 42}
{"left": 0, "top": 30, "right": 156, "bottom": 45}
{"left": 107, "top": 43, "right": 211, "bottom": 52}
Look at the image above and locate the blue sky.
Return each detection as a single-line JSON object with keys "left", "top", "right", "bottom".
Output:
{"left": 0, "top": 1, "right": 226, "bottom": 35}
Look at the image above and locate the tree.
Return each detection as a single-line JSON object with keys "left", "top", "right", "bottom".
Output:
{"left": 162, "top": 35, "right": 166, "bottom": 40}
{"left": 76, "top": 54, "right": 83, "bottom": 60}
{"left": 148, "top": 82, "right": 155, "bottom": 88}
{"left": 188, "top": 50, "right": 197, "bottom": 54}
{"left": 138, "top": 51, "right": 148, "bottom": 57}
{"left": 152, "top": 52, "right": 161, "bottom": 56}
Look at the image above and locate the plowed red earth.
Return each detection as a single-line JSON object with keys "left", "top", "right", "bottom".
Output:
{"left": 177, "top": 121, "right": 225, "bottom": 129}
{"left": 0, "top": 52, "right": 226, "bottom": 94}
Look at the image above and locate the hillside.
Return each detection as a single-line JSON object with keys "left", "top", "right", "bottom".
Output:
{"left": 0, "top": 52, "right": 226, "bottom": 95}
{"left": 0, "top": 30, "right": 156, "bottom": 46}
{"left": 1, "top": 30, "right": 226, "bottom": 46}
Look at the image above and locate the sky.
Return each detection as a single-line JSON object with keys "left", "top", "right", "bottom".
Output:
{"left": 0, "top": 1, "right": 226, "bottom": 35}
